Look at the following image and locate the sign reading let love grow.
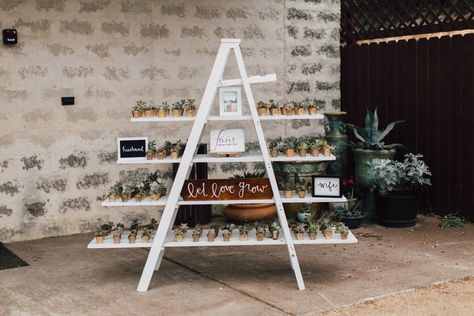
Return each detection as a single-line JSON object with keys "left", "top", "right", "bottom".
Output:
{"left": 181, "top": 179, "right": 273, "bottom": 201}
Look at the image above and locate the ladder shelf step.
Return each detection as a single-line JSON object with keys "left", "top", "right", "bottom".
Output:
{"left": 130, "top": 114, "right": 324, "bottom": 122}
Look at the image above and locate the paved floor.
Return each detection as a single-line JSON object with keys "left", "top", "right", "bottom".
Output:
{"left": 0, "top": 215, "right": 473, "bottom": 316}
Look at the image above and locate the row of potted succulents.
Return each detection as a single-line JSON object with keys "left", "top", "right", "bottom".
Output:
{"left": 291, "top": 221, "right": 349, "bottom": 240}
{"left": 146, "top": 140, "right": 186, "bottom": 160}
{"left": 95, "top": 218, "right": 158, "bottom": 244}
{"left": 106, "top": 172, "right": 168, "bottom": 202}
{"left": 174, "top": 221, "right": 282, "bottom": 242}
{"left": 267, "top": 136, "right": 333, "bottom": 158}
{"left": 131, "top": 99, "right": 197, "bottom": 118}
{"left": 256, "top": 100, "right": 319, "bottom": 116}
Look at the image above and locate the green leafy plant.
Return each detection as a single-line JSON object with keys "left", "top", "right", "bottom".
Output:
{"left": 231, "top": 171, "right": 266, "bottom": 179}
{"left": 370, "top": 153, "right": 432, "bottom": 196}
{"left": 346, "top": 108, "right": 404, "bottom": 149}
{"left": 441, "top": 214, "right": 464, "bottom": 228}
{"left": 159, "top": 101, "right": 169, "bottom": 110}
{"left": 133, "top": 100, "right": 146, "bottom": 111}
{"left": 295, "top": 223, "right": 306, "bottom": 233}
{"left": 147, "top": 140, "right": 156, "bottom": 152}
{"left": 239, "top": 224, "right": 252, "bottom": 234}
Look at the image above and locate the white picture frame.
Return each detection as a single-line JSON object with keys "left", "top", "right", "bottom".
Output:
{"left": 219, "top": 87, "right": 242, "bottom": 116}
{"left": 117, "top": 137, "right": 148, "bottom": 160}
{"left": 312, "top": 176, "right": 342, "bottom": 198}
{"left": 210, "top": 129, "right": 245, "bottom": 153}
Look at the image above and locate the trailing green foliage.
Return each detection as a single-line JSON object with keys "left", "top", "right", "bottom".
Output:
{"left": 441, "top": 214, "right": 464, "bottom": 228}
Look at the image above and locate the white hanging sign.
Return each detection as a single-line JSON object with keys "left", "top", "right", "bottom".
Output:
{"left": 210, "top": 129, "right": 245, "bottom": 153}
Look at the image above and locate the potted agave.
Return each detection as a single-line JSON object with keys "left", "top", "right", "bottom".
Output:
{"left": 307, "top": 103, "right": 318, "bottom": 115}
{"left": 283, "top": 137, "right": 296, "bottom": 157}
{"left": 239, "top": 224, "right": 252, "bottom": 241}
{"left": 293, "top": 101, "right": 305, "bottom": 115}
{"left": 294, "top": 223, "right": 305, "bottom": 240}
{"left": 171, "top": 102, "right": 182, "bottom": 117}
{"left": 157, "top": 101, "right": 169, "bottom": 117}
{"left": 269, "top": 100, "right": 280, "bottom": 116}
{"left": 256, "top": 101, "right": 269, "bottom": 116}
{"left": 222, "top": 229, "right": 231, "bottom": 242}
{"left": 192, "top": 224, "right": 202, "bottom": 242}
{"left": 207, "top": 227, "right": 217, "bottom": 242}
{"left": 316, "top": 139, "right": 332, "bottom": 157}
{"left": 128, "top": 229, "right": 137, "bottom": 244}
{"left": 223, "top": 223, "right": 235, "bottom": 236}
{"left": 146, "top": 140, "right": 156, "bottom": 160}
{"left": 185, "top": 98, "right": 197, "bottom": 117}
{"left": 371, "top": 153, "right": 431, "bottom": 227}
{"left": 141, "top": 228, "right": 151, "bottom": 243}
{"left": 95, "top": 228, "right": 105, "bottom": 244}
{"left": 283, "top": 184, "right": 293, "bottom": 198}
{"left": 320, "top": 219, "right": 332, "bottom": 239}
{"left": 346, "top": 108, "right": 404, "bottom": 217}
{"left": 297, "top": 185, "right": 306, "bottom": 198}
{"left": 132, "top": 100, "right": 146, "bottom": 118}
{"left": 283, "top": 103, "right": 293, "bottom": 116}
{"left": 175, "top": 223, "right": 188, "bottom": 242}
{"left": 149, "top": 186, "right": 161, "bottom": 201}
{"left": 144, "top": 104, "right": 154, "bottom": 118}
{"left": 307, "top": 223, "right": 319, "bottom": 240}
{"left": 296, "top": 138, "right": 309, "bottom": 157}
{"left": 269, "top": 221, "right": 280, "bottom": 240}
{"left": 255, "top": 222, "right": 266, "bottom": 241}
{"left": 156, "top": 145, "right": 167, "bottom": 160}
{"left": 112, "top": 225, "right": 122, "bottom": 244}
{"left": 268, "top": 137, "right": 283, "bottom": 158}
{"left": 339, "top": 224, "right": 349, "bottom": 240}
{"left": 309, "top": 139, "right": 321, "bottom": 157}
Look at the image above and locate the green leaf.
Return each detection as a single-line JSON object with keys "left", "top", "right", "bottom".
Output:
{"left": 377, "top": 120, "right": 405, "bottom": 143}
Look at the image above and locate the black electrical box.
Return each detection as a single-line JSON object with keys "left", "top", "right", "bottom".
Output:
{"left": 2, "top": 29, "right": 17, "bottom": 45}
{"left": 61, "top": 96, "right": 75, "bottom": 106}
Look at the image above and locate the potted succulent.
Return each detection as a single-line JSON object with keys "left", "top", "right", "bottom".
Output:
{"left": 149, "top": 186, "right": 161, "bottom": 201}
{"left": 283, "top": 184, "right": 293, "bottom": 198}
{"left": 297, "top": 185, "right": 306, "bottom": 198}
{"left": 128, "top": 229, "right": 137, "bottom": 244}
{"left": 112, "top": 226, "right": 122, "bottom": 244}
{"left": 207, "top": 227, "right": 217, "bottom": 242}
{"left": 239, "top": 224, "right": 252, "bottom": 241}
{"left": 223, "top": 223, "right": 235, "bottom": 236}
{"left": 148, "top": 218, "right": 158, "bottom": 231}
{"left": 192, "top": 224, "right": 202, "bottom": 242}
{"left": 320, "top": 219, "right": 332, "bottom": 239}
{"left": 156, "top": 145, "right": 167, "bottom": 160}
{"left": 293, "top": 101, "right": 305, "bottom": 115}
{"left": 296, "top": 138, "right": 309, "bottom": 157}
{"left": 269, "top": 221, "right": 280, "bottom": 240}
{"left": 339, "top": 224, "right": 349, "bottom": 240}
{"left": 307, "top": 223, "right": 319, "bottom": 240}
{"left": 141, "top": 228, "right": 151, "bottom": 243}
{"left": 294, "top": 223, "right": 305, "bottom": 240}
{"left": 268, "top": 137, "right": 283, "bottom": 158}
{"left": 175, "top": 223, "right": 188, "bottom": 242}
{"left": 296, "top": 204, "right": 312, "bottom": 223}
{"left": 283, "top": 137, "right": 296, "bottom": 157}
{"left": 269, "top": 100, "right": 280, "bottom": 116}
{"left": 130, "top": 219, "right": 140, "bottom": 231}
{"left": 346, "top": 108, "right": 404, "bottom": 217}
{"left": 315, "top": 139, "right": 332, "bottom": 157}
{"left": 144, "top": 104, "right": 154, "bottom": 118}
{"left": 307, "top": 102, "right": 318, "bottom": 115}
{"left": 185, "top": 98, "right": 197, "bottom": 117}
{"left": 222, "top": 229, "right": 231, "bottom": 241}
{"left": 170, "top": 140, "right": 185, "bottom": 159}
{"left": 370, "top": 153, "right": 431, "bottom": 227}
{"left": 132, "top": 100, "right": 146, "bottom": 118}
{"left": 95, "top": 228, "right": 105, "bottom": 244}
{"left": 171, "top": 101, "right": 182, "bottom": 117}
{"left": 255, "top": 222, "right": 266, "bottom": 241}
{"left": 257, "top": 101, "right": 269, "bottom": 116}
{"left": 146, "top": 140, "right": 156, "bottom": 160}
{"left": 157, "top": 101, "right": 169, "bottom": 117}
{"left": 282, "top": 103, "right": 293, "bottom": 116}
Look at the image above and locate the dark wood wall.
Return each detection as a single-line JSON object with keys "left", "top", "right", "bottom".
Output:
{"left": 341, "top": 34, "right": 474, "bottom": 220}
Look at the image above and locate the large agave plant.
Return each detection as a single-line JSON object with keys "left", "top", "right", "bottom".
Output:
{"left": 346, "top": 108, "right": 404, "bottom": 149}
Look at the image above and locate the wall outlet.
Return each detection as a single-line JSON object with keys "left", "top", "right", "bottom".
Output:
{"left": 61, "top": 96, "right": 75, "bottom": 106}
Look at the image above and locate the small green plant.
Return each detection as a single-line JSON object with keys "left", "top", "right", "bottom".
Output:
{"left": 231, "top": 171, "right": 266, "bottom": 179}
{"left": 441, "top": 214, "right": 464, "bottom": 228}
{"left": 269, "top": 99, "right": 279, "bottom": 109}
{"left": 269, "top": 221, "right": 280, "bottom": 232}
{"left": 346, "top": 108, "right": 404, "bottom": 149}
{"left": 133, "top": 100, "right": 146, "bottom": 111}
{"left": 210, "top": 224, "right": 220, "bottom": 235}
{"left": 296, "top": 139, "right": 309, "bottom": 151}
{"left": 223, "top": 223, "right": 235, "bottom": 233}
{"left": 255, "top": 221, "right": 266, "bottom": 234}
{"left": 159, "top": 101, "right": 169, "bottom": 110}
{"left": 193, "top": 224, "right": 202, "bottom": 235}
{"left": 130, "top": 219, "right": 140, "bottom": 230}
{"left": 295, "top": 223, "right": 306, "bottom": 233}
{"left": 239, "top": 224, "right": 252, "bottom": 234}
{"left": 307, "top": 223, "right": 319, "bottom": 233}
{"left": 147, "top": 140, "right": 156, "bottom": 152}
{"left": 184, "top": 98, "right": 196, "bottom": 110}
{"left": 142, "top": 228, "right": 151, "bottom": 237}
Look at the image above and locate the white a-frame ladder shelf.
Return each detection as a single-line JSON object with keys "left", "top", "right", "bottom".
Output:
{"left": 89, "top": 39, "right": 357, "bottom": 292}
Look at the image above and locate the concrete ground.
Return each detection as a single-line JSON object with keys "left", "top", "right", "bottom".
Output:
{"left": 0, "top": 215, "right": 473, "bottom": 316}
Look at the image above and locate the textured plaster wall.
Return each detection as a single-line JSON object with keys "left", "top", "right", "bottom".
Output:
{"left": 0, "top": 0, "right": 340, "bottom": 242}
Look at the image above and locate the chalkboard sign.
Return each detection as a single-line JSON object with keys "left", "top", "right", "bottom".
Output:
{"left": 312, "top": 176, "right": 341, "bottom": 198}
{"left": 117, "top": 137, "right": 148, "bottom": 159}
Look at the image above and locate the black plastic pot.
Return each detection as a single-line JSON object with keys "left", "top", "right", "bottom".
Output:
{"left": 375, "top": 191, "right": 419, "bottom": 227}
{"left": 340, "top": 215, "right": 365, "bottom": 229}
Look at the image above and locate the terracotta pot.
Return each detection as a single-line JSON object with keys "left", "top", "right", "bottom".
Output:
{"left": 150, "top": 194, "right": 160, "bottom": 201}
{"left": 161, "top": 188, "right": 167, "bottom": 196}
{"left": 175, "top": 233, "right": 184, "bottom": 242}
{"left": 309, "top": 107, "right": 318, "bottom": 115}
{"left": 296, "top": 232, "right": 304, "bottom": 240}
{"left": 135, "top": 193, "right": 143, "bottom": 202}
{"left": 311, "top": 148, "right": 320, "bottom": 157}
{"left": 113, "top": 235, "right": 121, "bottom": 244}
{"left": 146, "top": 151, "right": 154, "bottom": 160}
{"left": 340, "top": 231, "right": 349, "bottom": 240}
{"left": 156, "top": 151, "right": 166, "bottom": 160}
{"left": 257, "top": 107, "right": 268, "bottom": 116}
{"left": 192, "top": 234, "right": 200, "bottom": 242}
{"left": 298, "top": 149, "right": 307, "bottom": 157}
{"left": 144, "top": 110, "right": 154, "bottom": 117}
{"left": 142, "top": 235, "right": 150, "bottom": 243}
{"left": 171, "top": 152, "right": 179, "bottom": 160}
{"left": 286, "top": 149, "right": 295, "bottom": 157}
{"left": 186, "top": 109, "right": 196, "bottom": 117}
{"left": 271, "top": 230, "right": 279, "bottom": 240}
{"left": 297, "top": 190, "right": 306, "bottom": 198}
{"left": 128, "top": 235, "right": 136, "bottom": 244}
{"left": 323, "top": 229, "right": 333, "bottom": 239}
{"left": 224, "top": 203, "right": 276, "bottom": 222}
{"left": 157, "top": 109, "right": 167, "bottom": 117}
{"left": 270, "top": 108, "right": 279, "bottom": 115}
{"left": 132, "top": 110, "right": 142, "bottom": 118}
{"left": 271, "top": 148, "right": 279, "bottom": 157}
{"left": 297, "top": 108, "right": 305, "bottom": 115}
{"left": 121, "top": 194, "right": 129, "bottom": 202}
{"left": 256, "top": 232, "right": 265, "bottom": 241}
{"left": 207, "top": 233, "right": 216, "bottom": 242}
{"left": 95, "top": 236, "right": 104, "bottom": 244}
{"left": 108, "top": 194, "right": 116, "bottom": 202}
{"left": 239, "top": 233, "right": 248, "bottom": 241}
{"left": 309, "top": 232, "right": 317, "bottom": 240}
{"left": 172, "top": 109, "right": 180, "bottom": 117}
{"left": 285, "top": 108, "right": 293, "bottom": 116}
{"left": 284, "top": 190, "right": 292, "bottom": 198}
{"left": 223, "top": 234, "right": 231, "bottom": 242}
{"left": 323, "top": 147, "right": 331, "bottom": 157}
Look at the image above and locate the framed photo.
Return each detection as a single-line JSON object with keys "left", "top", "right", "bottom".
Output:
{"left": 117, "top": 137, "right": 148, "bottom": 160}
{"left": 312, "top": 176, "right": 342, "bottom": 198}
{"left": 219, "top": 87, "right": 242, "bottom": 116}
{"left": 210, "top": 129, "right": 245, "bottom": 153}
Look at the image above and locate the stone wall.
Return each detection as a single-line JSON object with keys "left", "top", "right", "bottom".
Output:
{"left": 0, "top": 0, "right": 340, "bottom": 242}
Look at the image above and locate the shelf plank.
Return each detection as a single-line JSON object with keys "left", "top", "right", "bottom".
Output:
{"left": 280, "top": 193, "right": 347, "bottom": 204}
{"left": 131, "top": 116, "right": 195, "bottom": 122}
{"left": 270, "top": 154, "right": 335, "bottom": 162}
{"left": 117, "top": 157, "right": 181, "bottom": 164}
{"left": 87, "top": 229, "right": 357, "bottom": 249}
{"left": 130, "top": 114, "right": 325, "bottom": 122}
{"left": 259, "top": 114, "right": 324, "bottom": 120}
